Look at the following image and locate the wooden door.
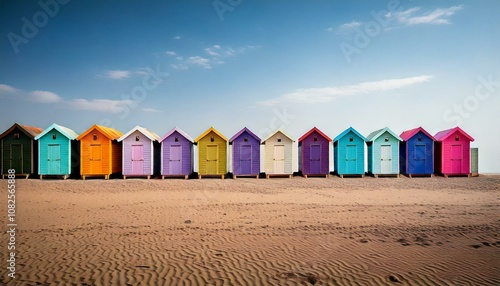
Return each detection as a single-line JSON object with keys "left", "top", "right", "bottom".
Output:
{"left": 206, "top": 145, "right": 218, "bottom": 174}
{"left": 274, "top": 145, "right": 285, "bottom": 174}
{"left": 89, "top": 144, "right": 102, "bottom": 174}
{"left": 47, "top": 144, "right": 61, "bottom": 174}
{"left": 239, "top": 145, "right": 252, "bottom": 174}
{"left": 346, "top": 145, "right": 357, "bottom": 174}
{"left": 131, "top": 145, "right": 144, "bottom": 174}
{"left": 451, "top": 144, "right": 462, "bottom": 173}
{"left": 169, "top": 145, "right": 182, "bottom": 175}
{"left": 10, "top": 144, "right": 23, "bottom": 173}
{"left": 310, "top": 144, "right": 321, "bottom": 174}
{"left": 380, "top": 145, "right": 392, "bottom": 174}
{"left": 414, "top": 144, "right": 426, "bottom": 174}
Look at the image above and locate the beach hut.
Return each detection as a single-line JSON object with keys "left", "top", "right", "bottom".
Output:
{"left": 399, "top": 127, "right": 435, "bottom": 178}
{"left": 333, "top": 127, "right": 366, "bottom": 177}
{"left": 0, "top": 123, "right": 43, "bottom": 179}
{"left": 366, "top": 127, "right": 402, "bottom": 178}
{"left": 434, "top": 126, "right": 474, "bottom": 177}
{"left": 262, "top": 129, "right": 294, "bottom": 178}
{"left": 160, "top": 127, "right": 193, "bottom": 179}
{"left": 76, "top": 124, "right": 123, "bottom": 180}
{"left": 195, "top": 127, "right": 227, "bottom": 179}
{"left": 229, "top": 127, "right": 261, "bottom": 179}
{"left": 34, "top": 123, "right": 79, "bottom": 179}
{"left": 117, "top": 126, "right": 159, "bottom": 179}
{"left": 298, "top": 127, "right": 331, "bottom": 178}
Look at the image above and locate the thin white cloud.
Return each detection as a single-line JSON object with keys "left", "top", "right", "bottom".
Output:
{"left": 67, "top": 99, "right": 135, "bottom": 113}
{"left": 172, "top": 35, "right": 181, "bottom": 40}
{"left": 187, "top": 56, "right": 212, "bottom": 69}
{"left": 335, "top": 21, "right": 362, "bottom": 33}
{"left": 171, "top": 64, "right": 188, "bottom": 70}
{"left": 387, "top": 5, "right": 463, "bottom": 25}
{"left": 141, "top": 108, "right": 161, "bottom": 113}
{"left": 165, "top": 50, "right": 177, "bottom": 56}
{"left": 30, "top": 90, "right": 62, "bottom": 103}
{"left": 256, "top": 75, "right": 433, "bottom": 106}
{"left": 0, "top": 84, "right": 20, "bottom": 94}
{"left": 105, "top": 70, "right": 131, "bottom": 80}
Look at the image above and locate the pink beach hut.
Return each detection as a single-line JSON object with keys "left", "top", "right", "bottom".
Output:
{"left": 434, "top": 126, "right": 474, "bottom": 177}
{"left": 117, "top": 126, "right": 160, "bottom": 179}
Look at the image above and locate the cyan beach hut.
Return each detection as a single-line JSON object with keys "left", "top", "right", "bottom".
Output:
{"left": 35, "top": 123, "right": 79, "bottom": 179}
{"left": 366, "top": 127, "right": 402, "bottom": 177}
{"left": 333, "top": 127, "right": 366, "bottom": 177}
{"left": 0, "top": 123, "right": 43, "bottom": 179}
{"left": 399, "top": 127, "right": 435, "bottom": 177}
{"left": 160, "top": 127, "right": 193, "bottom": 179}
{"left": 195, "top": 127, "right": 227, "bottom": 179}
{"left": 434, "top": 126, "right": 474, "bottom": 177}
{"left": 229, "top": 127, "right": 261, "bottom": 179}
{"left": 117, "top": 126, "right": 160, "bottom": 179}
{"left": 298, "top": 127, "right": 331, "bottom": 178}
{"left": 262, "top": 129, "right": 294, "bottom": 178}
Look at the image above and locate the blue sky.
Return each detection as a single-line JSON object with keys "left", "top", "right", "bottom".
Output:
{"left": 1, "top": 0, "right": 499, "bottom": 172}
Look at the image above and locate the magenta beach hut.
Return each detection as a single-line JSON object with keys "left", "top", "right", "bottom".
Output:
{"left": 117, "top": 126, "right": 160, "bottom": 179}
{"left": 298, "top": 127, "right": 331, "bottom": 178}
{"left": 434, "top": 126, "right": 474, "bottom": 177}
{"left": 160, "top": 127, "right": 193, "bottom": 179}
{"left": 229, "top": 127, "right": 261, "bottom": 179}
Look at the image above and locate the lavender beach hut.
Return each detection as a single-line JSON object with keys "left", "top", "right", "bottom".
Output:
{"left": 229, "top": 127, "right": 261, "bottom": 179}
{"left": 117, "top": 126, "right": 160, "bottom": 179}
{"left": 160, "top": 127, "right": 193, "bottom": 179}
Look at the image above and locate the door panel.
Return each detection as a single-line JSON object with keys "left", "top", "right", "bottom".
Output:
{"left": 274, "top": 145, "right": 285, "bottom": 174}
{"left": 131, "top": 145, "right": 144, "bottom": 174}
{"left": 89, "top": 144, "right": 102, "bottom": 174}
{"left": 169, "top": 145, "right": 182, "bottom": 175}
{"left": 206, "top": 145, "right": 218, "bottom": 174}
{"left": 451, "top": 144, "right": 462, "bottom": 173}
{"left": 239, "top": 145, "right": 252, "bottom": 174}
{"left": 10, "top": 144, "right": 23, "bottom": 173}
{"left": 310, "top": 144, "right": 321, "bottom": 174}
{"left": 413, "top": 144, "right": 426, "bottom": 174}
{"left": 346, "top": 145, "right": 357, "bottom": 174}
{"left": 380, "top": 145, "right": 392, "bottom": 174}
{"left": 47, "top": 144, "right": 61, "bottom": 174}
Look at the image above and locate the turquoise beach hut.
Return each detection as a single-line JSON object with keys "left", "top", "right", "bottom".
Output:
{"left": 333, "top": 127, "right": 366, "bottom": 177}
{"left": 366, "top": 127, "right": 402, "bottom": 178}
{"left": 35, "top": 123, "right": 79, "bottom": 179}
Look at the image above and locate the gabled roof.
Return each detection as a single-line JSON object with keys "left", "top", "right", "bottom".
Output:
{"left": 0, "top": 123, "right": 43, "bottom": 139}
{"left": 194, "top": 127, "right": 228, "bottom": 143}
{"left": 35, "top": 123, "right": 79, "bottom": 140}
{"left": 117, "top": 126, "right": 160, "bottom": 142}
{"left": 434, "top": 126, "right": 474, "bottom": 142}
{"left": 262, "top": 128, "right": 295, "bottom": 143}
{"left": 298, "top": 127, "right": 332, "bottom": 142}
{"left": 76, "top": 124, "right": 123, "bottom": 141}
{"left": 399, "top": 126, "right": 435, "bottom": 141}
{"left": 229, "top": 127, "right": 261, "bottom": 143}
{"left": 333, "top": 127, "right": 366, "bottom": 142}
{"left": 366, "top": 127, "right": 402, "bottom": 142}
{"left": 160, "top": 126, "right": 193, "bottom": 143}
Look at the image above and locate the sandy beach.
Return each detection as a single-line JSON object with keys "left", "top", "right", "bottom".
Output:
{"left": 0, "top": 175, "right": 499, "bottom": 285}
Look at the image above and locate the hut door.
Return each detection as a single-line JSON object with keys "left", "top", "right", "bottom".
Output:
{"left": 131, "top": 145, "right": 144, "bottom": 174}
{"left": 310, "top": 144, "right": 321, "bottom": 174}
{"left": 346, "top": 145, "right": 357, "bottom": 174}
{"left": 47, "top": 144, "right": 61, "bottom": 174}
{"left": 274, "top": 145, "right": 285, "bottom": 174}
{"left": 206, "top": 145, "right": 218, "bottom": 174}
{"left": 169, "top": 145, "right": 182, "bottom": 175}
{"left": 89, "top": 144, "right": 102, "bottom": 173}
{"left": 414, "top": 144, "right": 426, "bottom": 174}
{"left": 380, "top": 145, "right": 392, "bottom": 174}
{"left": 10, "top": 144, "right": 23, "bottom": 173}
{"left": 451, "top": 145, "right": 462, "bottom": 173}
{"left": 240, "top": 145, "right": 252, "bottom": 174}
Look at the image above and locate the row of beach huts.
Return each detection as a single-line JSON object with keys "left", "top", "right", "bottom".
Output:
{"left": 0, "top": 123, "right": 478, "bottom": 180}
